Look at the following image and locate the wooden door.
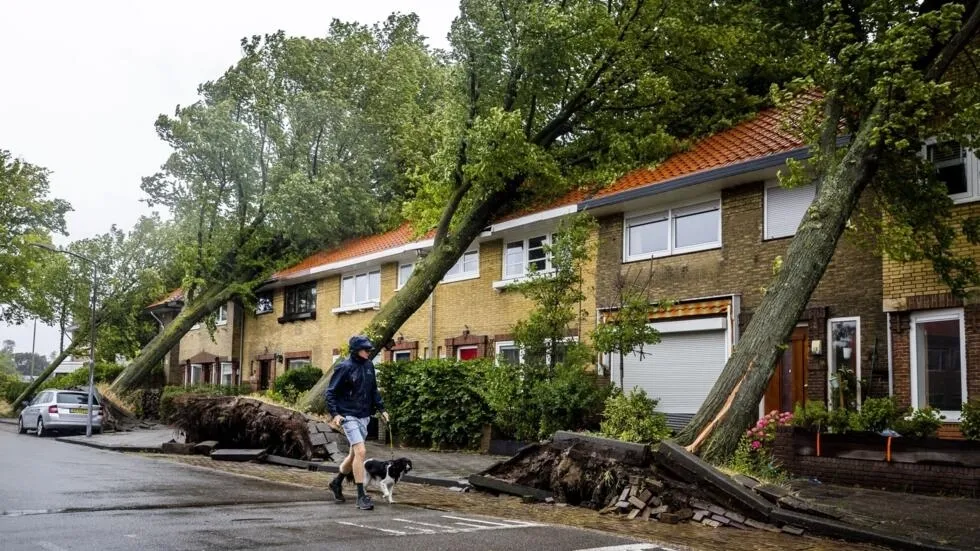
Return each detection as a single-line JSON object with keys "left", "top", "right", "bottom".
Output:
{"left": 259, "top": 360, "right": 271, "bottom": 390}
{"left": 765, "top": 326, "right": 808, "bottom": 413}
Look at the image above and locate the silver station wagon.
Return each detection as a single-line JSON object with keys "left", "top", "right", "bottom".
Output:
{"left": 18, "top": 389, "right": 103, "bottom": 436}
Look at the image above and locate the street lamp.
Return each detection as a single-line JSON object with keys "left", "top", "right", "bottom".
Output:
{"left": 31, "top": 243, "right": 98, "bottom": 437}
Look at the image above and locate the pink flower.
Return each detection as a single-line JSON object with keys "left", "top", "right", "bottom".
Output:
{"left": 751, "top": 440, "right": 762, "bottom": 450}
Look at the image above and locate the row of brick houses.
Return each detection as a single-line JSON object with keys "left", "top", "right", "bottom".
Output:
{"left": 149, "top": 94, "right": 977, "bottom": 436}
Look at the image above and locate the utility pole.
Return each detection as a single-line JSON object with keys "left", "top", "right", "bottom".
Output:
{"left": 30, "top": 318, "right": 37, "bottom": 379}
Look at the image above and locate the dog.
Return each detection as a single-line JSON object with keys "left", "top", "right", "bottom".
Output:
{"left": 344, "top": 457, "right": 413, "bottom": 503}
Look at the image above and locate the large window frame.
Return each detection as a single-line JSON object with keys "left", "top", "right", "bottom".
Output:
{"left": 923, "top": 138, "right": 979, "bottom": 204}
{"left": 397, "top": 262, "right": 415, "bottom": 290}
{"left": 501, "top": 234, "right": 556, "bottom": 281}
{"left": 827, "top": 317, "right": 861, "bottom": 410}
{"left": 442, "top": 248, "right": 480, "bottom": 283}
{"left": 910, "top": 308, "right": 968, "bottom": 421}
{"left": 255, "top": 291, "right": 274, "bottom": 315}
{"left": 336, "top": 269, "right": 381, "bottom": 312}
{"left": 763, "top": 180, "right": 816, "bottom": 240}
{"left": 215, "top": 304, "right": 228, "bottom": 326}
{"left": 623, "top": 197, "right": 722, "bottom": 263}
{"left": 493, "top": 337, "right": 579, "bottom": 366}
{"left": 282, "top": 281, "right": 317, "bottom": 321}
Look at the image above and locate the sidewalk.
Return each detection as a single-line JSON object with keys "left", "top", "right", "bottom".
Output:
{"left": 49, "top": 425, "right": 505, "bottom": 484}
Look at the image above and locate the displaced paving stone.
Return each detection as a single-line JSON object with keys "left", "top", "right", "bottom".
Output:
{"left": 637, "top": 489, "right": 653, "bottom": 504}
{"left": 619, "top": 487, "right": 631, "bottom": 502}
{"left": 729, "top": 521, "right": 748, "bottom": 530}
{"left": 162, "top": 442, "right": 195, "bottom": 455}
{"left": 192, "top": 440, "right": 219, "bottom": 455}
{"left": 708, "top": 505, "right": 728, "bottom": 516}
{"left": 641, "top": 507, "right": 652, "bottom": 521}
{"left": 210, "top": 449, "right": 267, "bottom": 462}
{"left": 734, "top": 474, "right": 761, "bottom": 489}
{"left": 644, "top": 478, "right": 665, "bottom": 492}
{"left": 675, "top": 508, "right": 694, "bottom": 522}
{"left": 309, "top": 432, "right": 328, "bottom": 447}
{"left": 649, "top": 505, "right": 668, "bottom": 515}
{"left": 647, "top": 496, "right": 662, "bottom": 507}
{"left": 724, "top": 511, "right": 747, "bottom": 524}
{"left": 628, "top": 496, "right": 647, "bottom": 509}
{"left": 702, "top": 519, "right": 722, "bottom": 528}
{"left": 692, "top": 511, "right": 707, "bottom": 522}
{"left": 544, "top": 497, "right": 555, "bottom": 504}
{"left": 755, "top": 483, "right": 791, "bottom": 503}
{"left": 615, "top": 500, "right": 631, "bottom": 513}
{"left": 782, "top": 525, "right": 805, "bottom": 536}
{"left": 690, "top": 499, "right": 713, "bottom": 511}
{"left": 710, "top": 515, "right": 731, "bottom": 525}
{"left": 316, "top": 422, "right": 333, "bottom": 433}
{"left": 627, "top": 508, "right": 641, "bottom": 520}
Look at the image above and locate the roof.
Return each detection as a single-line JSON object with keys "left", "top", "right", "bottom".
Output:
{"left": 592, "top": 91, "right": 819, "bottom": 200}
{"left": 147, "top": 288, "right": 184, "bottom": 309}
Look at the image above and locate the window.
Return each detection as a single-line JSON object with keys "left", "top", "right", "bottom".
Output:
{"left": 285, "top": 282, "right": 317, "bottom": 316}
{"left": 56, "top": 392, "right": 99, "bottom": 406}
{"left": 215, "top": 304, "right": 228, "bottom": 325}
{"left": 286, "top": 358, "right": 312, "bottom": 371}
{"left": 443, "top": 249, "right": 479, "bottom": 282}
{"left": 503, "top": 235, "right": 555, "bottom": 279}
{"left": 393, "top": 350, "right": 412, "bottom": 362}
{"left": 255, "top": 292, "right": 274, "bottom": 315}
{"left": 911, "top": 309, "right": 967, "bottom": 419}
{"left": 624, "top": 199, "right": 721, "bottom": 262}
{"left": 397, "top": 263, "right": 415, "bottom": 290}
{"left": 827, "top": 317, "right": 860, "bottom": 409}
{"left": 457, "top": 345, "right": 479, "bottom": 360}
{"left": 220, "top": 362, "right": 233, "bottom": 386}
{"left": 924, "top": 139, "right": 978, "bottom": 203}
{"left": 495, "top": 342, "right": 521, "bottom": 366}
{"left": 190, "top": 364, "right": 202, "bottom": 385}
{"left": 765, "top": 181, "right": 816, "bottom": 239}
{"left": 341, "top": 270, "right": 381, "bottom": 307}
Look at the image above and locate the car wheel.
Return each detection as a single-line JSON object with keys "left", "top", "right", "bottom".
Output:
{"left": 36, "top": 418, "right": 45, "bottom": 437}
{"left": 17, "top": 416, "right": 27, "bottom": 434}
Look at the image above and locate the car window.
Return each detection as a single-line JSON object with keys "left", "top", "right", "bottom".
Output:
{"left": 56, "top": 393, "right": 99, "bottom": 405}
{"left": 34, "top": 392, "right": 49, "bottom": 405}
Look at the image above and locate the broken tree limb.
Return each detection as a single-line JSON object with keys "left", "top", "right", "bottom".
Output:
{"left": 684, "top": 360, "right": 754, "bottom": 455}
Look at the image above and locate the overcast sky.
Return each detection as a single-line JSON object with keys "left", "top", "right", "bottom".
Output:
{"left": 0, "top": 0, "right": 458, "bottom": 357}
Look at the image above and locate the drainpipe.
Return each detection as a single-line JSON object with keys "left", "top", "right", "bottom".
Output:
{"left": 428, "top": 292, "right": 435, "bottom": 359}
{"left": 886, "top": 312, "right": 893, "bottom": 396}
{"left": 149, "top": 309, "right": 165, "bottom": 330}
{"left": 238, "top": 303, "right": 246, "bottom": 386}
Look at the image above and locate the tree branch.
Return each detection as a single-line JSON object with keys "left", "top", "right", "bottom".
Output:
{"left": 924, "top": 1, "right": 980, "bottom": 82}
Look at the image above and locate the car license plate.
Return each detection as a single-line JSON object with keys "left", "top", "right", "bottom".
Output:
{"left": 69, "top": 408, "right": 86, "bottom": 414}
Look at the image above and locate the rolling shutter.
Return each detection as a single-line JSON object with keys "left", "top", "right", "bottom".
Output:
{"left": 765, "top": 183, "right": 815, "bottom": 239}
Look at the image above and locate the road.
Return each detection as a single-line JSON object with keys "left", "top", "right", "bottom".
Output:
{"left": 0, "top": 424, "right": 674, "bottom": 551}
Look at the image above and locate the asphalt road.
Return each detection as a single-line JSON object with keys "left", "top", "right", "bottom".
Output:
{"left": 0, "top": 424, "right": 675, "bottom": 551}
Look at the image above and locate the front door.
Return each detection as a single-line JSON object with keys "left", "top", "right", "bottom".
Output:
{"left": 259, "top": 360, "right": 271, "bottom": 390}
{"left": 765, "top": 326, "right": 808, "bottom": 412}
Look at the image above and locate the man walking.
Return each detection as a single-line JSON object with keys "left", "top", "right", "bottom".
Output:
{"left": 326, "top": 335, "right": 389, "bottom": 510}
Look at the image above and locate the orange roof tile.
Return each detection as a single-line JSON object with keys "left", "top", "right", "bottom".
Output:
{"left": 147, "top": 288, "right": 184, "bottom": 309}
{"left": 273, "top": 224, "right": 435, "bottom": 279}
{"left": 594, "top": 91, "right": 820, "bottom": 199}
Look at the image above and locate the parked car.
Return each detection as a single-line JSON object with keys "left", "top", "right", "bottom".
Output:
{"left": 18, "top": 389, "right": 103, "bottom": 436}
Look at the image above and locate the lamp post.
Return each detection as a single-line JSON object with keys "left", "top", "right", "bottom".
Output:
{"left": 31, "top": 243, "right": 98, "bottom": 437}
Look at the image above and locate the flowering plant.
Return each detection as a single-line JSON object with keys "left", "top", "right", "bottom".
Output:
{"left": 730, "top": 410, "right": 793, "bottom": 480}
{"left": 745, "top": 410, "right": 794, "bottom": 453}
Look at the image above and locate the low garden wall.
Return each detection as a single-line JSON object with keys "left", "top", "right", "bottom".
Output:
{"left": 773, "top": 426, "right": 980, "bottom": 497}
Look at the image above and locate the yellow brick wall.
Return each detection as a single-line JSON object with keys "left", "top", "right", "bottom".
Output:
{"left": 882, "top": 202, "right": 980, "bottom": 306}
{"left": 240, "top": 232, "right": 599, "bottom": 382}
{"left": 177, "top": 301, "right": 237, "bottom": 363}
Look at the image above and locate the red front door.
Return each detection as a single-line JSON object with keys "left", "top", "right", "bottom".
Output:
{"left": 458, "top": 347, "right": 478, "bottom": 361}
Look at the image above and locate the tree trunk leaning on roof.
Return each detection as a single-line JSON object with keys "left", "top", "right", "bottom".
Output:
{"left": 676, "top": 1, "right": 980, "bottom": 463}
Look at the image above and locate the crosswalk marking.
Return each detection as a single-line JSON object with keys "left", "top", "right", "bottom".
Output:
{"left": 335, "top": 521, "right": 408, "bottom": 535}
{"left": 335, "top": 514, "right": 541, "bottom": 537}
{"left": 441, "top": 515, "right": 513, "bottom": 527}
{"left": 392, "top": 518, "right": 458, "bottom": 532}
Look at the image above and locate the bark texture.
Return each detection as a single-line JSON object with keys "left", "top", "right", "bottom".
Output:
{"left": 110, "top": 282, "right": 237, "bottom": 394}
{"left": 12, "top": 339, "right": 81, "bottom": 409}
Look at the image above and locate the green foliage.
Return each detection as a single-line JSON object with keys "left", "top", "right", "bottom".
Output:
{"left": 856, "top": 397, "right": 901, "bottom": 433}
{"left": 533, "top": 363, "right": 612, "bottom": 439}
{"left": 158, "top": 384, "right": 252, "bottom": 422}
{"left": 960, "top": 399, "right": 980, "bottom": 441}
{"left": 792, "top": 401, "right": 830, "bottom": 432}
{"left": 729, "top": 410, "right": 793, "bottom": 482}
{"left": 39, "top": 363, "right": 125, "bottom": 392}
{"left": 827, "top": 406, "right": 861, "bottom": 434}
{"left": 598, "top": 388, "right": 670, "bottom": 444}
{"left": 377, "top": 358, "right": 494, "bottom": 450}
{"left": 0, "top": 372, "right": 29, "bottom": 405}
{"left": 893, "top": 407, "right": 946, "bottom": 439}
{"left": 272, "top": 366, "right": 323, "bottom": 404}
{"left": 592, "top": 290, "right": 667, "bottom": 388}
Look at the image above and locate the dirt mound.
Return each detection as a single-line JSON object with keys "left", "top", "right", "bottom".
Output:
{"left": 170, "top": 395, "right": 314, "bottom": 459}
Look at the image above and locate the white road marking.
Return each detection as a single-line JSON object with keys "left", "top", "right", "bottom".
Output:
{"left": 440, "top": 515, "right": 513, "bottom": 527}
{"left": 574, "top": 544, "right": 673, "bottom": 551}
{"left": 335, "top": 521, "right": 408, "bottom": 535}
{"left": 392, "top": 518, "right": 459, "bottom": 532}
{"left": 450, "top": 521, "right": 491, "bottom": 529}
{"left": 38, "top": 542, "right": 69, "bottom": 551}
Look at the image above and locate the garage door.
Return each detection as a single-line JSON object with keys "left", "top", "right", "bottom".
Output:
{"left": 619, "top": 320, "right": 728, "bottom": 430}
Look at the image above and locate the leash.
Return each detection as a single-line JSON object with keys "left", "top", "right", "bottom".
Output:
{"left": 387, "top": 421, "right": 395, "bottom": 461}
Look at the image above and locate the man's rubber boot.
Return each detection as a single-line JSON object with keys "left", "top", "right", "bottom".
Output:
{"left": 329, "top": 477, "right": 345, "bottom": 503}
{"left": 356, "top": 494, "right": 375, "bottom": 510}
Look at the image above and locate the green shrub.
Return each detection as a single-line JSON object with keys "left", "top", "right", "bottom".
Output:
{"left": 893, "top": 406, "right": 945, "bottom": 438}
{"left": 827, "top": 406, "right": 861, "bottom": 434}
{"left": 0, "top": 373, "right": 29, "bottom": 405}
{"left": 792, "top": 401, "right": 829, "bottom": 432}
{"left": 729, "top": 410, "right": 793, "bottom": 482}
{"left": 272, "top": 365, "right": 323, "bottom": 404}
{"left": 961, "top": 399, "right": 980, "bottom": 441}
{"left": 598, "top": 387, "right": 670, "bottom": 444}
{"left": 856, "top": 397, "right": 900, "bottom": 433}
{"left": 377, "top": 358, "right": 494, "bottom": 450}
{"left": 158, "top": 384, "right": 251, "bottom": 422}
{"left": 533, "top": 363, "right": 611, "bottom": 439}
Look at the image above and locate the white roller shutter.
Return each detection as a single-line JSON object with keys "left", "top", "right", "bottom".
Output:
{"left": 765, "top": 182, "right": 815, "bottom": 239}
{"left": 619, "top": 326, "right": 728, "bottom": 427}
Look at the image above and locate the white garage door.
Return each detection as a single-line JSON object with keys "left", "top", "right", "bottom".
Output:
{"left": 619, "top": 319, "right": 728, "bottom": 429}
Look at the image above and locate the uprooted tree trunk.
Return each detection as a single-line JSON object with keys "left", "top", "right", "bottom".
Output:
{"left": 12, "top": 339, "right": 82, "bottom": 410}
{"left": 297, "top": 178, "right": 525, "bottom": 412}
{"left": 110, "top": 281, "right": 238, "bottom": 395}
{"left": 170, "top": 394, "right": 315, "bottom": 459}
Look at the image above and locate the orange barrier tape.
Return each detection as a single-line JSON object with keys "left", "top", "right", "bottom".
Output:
{"left": 886, "top": 436, "right": 892, "bottom": 462}
{"left": 816, "top": 431, "right": 821, "bottom": 457}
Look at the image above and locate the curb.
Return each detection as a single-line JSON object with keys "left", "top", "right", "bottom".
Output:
{"left": 0, "top": 418, "right": 18, "bottom": 426}
{"left": 54, "top": 437, "right": 162, "bottom": 454}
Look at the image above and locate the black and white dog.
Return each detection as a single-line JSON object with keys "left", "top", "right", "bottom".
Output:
{"left": 345, "top": 457, "right": 413, "bottom": 503}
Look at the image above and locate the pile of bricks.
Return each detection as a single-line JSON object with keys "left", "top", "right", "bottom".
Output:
{"left": 600, "top": 476, "right": 801, "bottom": 536}
{"left": 306, "top": 418, "right": 343, "bottom": 462}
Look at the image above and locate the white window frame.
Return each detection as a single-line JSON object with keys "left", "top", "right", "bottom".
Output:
{"left": 456, "top": 345, "right": 479, "bottom": 360}
{"left": 215, "top": 304, "right": 228, "bottom": 326}
{"left": 623, "top": 196, "right": 722, "bottom": 263}
{"left": 189, "top": 363, "right": 202, "bottom": 385}
{"left": 923, "top": 138, "right": 979, "bottom": 204}
{"left": 442, "top": 248, "right": 480, "bottom": 284}
{"left": 397, "top": 262, "right": 415, "bottom": 290}
{"left": 910, "top": 308, "right": 968, "bottom": 421}
{"left": 763, "top": 180, "right": 817, "bottom": 240}
{"left": 392, "top": 350, "right": 412, "bottom": 362}
{"left": 492, "top": 337, "right": 579, "bottom": 365}
{"left": 220, "top": 362, "right": 233, "bottom": 386}
{"left": 286, "top": 358, "right": 312, "bottom": 371}
{"left": 827, "top": 317, "right": 861, "bottom": 410}
{"left": 335, "top": 268, "right": 382, "bottom": 313}
{"left": 500, "top": 233, "right": 557, "bottom": 281}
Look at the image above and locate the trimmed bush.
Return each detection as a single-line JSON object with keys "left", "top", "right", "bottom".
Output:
{"left": 598, "top": 387, "right": 670, "bottom": 444}
{"left": 856, "top": 396, "right": 900, "bottom": 433}
{"left": 893, "top": 406, "right": 945, "bottom": 438}
{"left": 377, "top": 358, "right": 493, "bottom": 450}
{"left": 272, "top": 365, "right": 323, "bottom": 403}
{"left": 962, "top": 399, "right": 980, "bottom": 441}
